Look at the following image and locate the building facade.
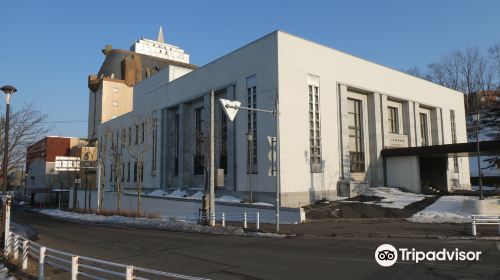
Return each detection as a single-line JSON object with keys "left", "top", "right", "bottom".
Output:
{"left": 94, "top": 31, "right": 470, "bottom": 207}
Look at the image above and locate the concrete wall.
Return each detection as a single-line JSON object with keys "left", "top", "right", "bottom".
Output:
{"left": 70, "top": 190, "right": 304, "bottom": 224}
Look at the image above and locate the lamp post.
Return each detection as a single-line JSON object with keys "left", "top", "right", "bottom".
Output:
{"left": 471, "top": 112, "right": 484, "bottom": 200}
{"left": 0, "top": 85, "right": 17, "bottom": 195}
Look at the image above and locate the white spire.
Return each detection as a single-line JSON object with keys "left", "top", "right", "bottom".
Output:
{"left": 157, "top": 26, "right": 164, "bottom": 43}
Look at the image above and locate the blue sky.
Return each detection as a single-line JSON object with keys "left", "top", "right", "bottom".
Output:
{"left": 1, "top": 0, "right": 499, "bottom": 138}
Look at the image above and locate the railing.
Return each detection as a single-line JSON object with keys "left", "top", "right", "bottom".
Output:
{"left": 6, "top": 232, "right": 210, "bottom": 280}
{"left": 471, "top": 214, "right": 500, "bottom": 236}
{"left": 182, "top": 212, "right": 260, "bottom": 230}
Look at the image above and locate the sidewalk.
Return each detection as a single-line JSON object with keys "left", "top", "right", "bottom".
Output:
{"left": 259, "top": 218, "right": 500, "bottom": 240}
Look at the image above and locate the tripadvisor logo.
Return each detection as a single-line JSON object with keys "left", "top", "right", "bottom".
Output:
{"left": 375, "top": 244, "right": 482, "bottom": 267}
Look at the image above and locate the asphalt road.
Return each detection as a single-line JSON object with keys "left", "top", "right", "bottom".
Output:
{"left": 11, "top": 209, "right": 500, "bottom": 280}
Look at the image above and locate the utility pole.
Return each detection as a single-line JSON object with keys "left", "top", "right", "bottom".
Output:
{"left": 209, "top": 90, "right": 216, "bottom": 226}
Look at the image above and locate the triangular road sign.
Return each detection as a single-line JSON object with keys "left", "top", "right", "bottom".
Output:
{"left": 219, "top": 99, "right": 241, "bottom": 122}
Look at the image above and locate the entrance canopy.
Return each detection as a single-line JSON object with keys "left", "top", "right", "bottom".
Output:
{"left": 381, "top": 140, "right": 500, "bottom": 158}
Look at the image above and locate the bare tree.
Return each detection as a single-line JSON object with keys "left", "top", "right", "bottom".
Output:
{"left": 125, "top": 113, "right": 156, "bottom": 216}
{"left": 489, "top": 44, "right": 500, "bottom": 88}
{"left": 2, "top": 103, "right": 49, "bottom": 176}
{"left": 427, "top": 47, "right": 494, "bottom": 110}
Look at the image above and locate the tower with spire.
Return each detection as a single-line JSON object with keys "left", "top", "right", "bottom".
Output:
{"left": 130, "top": 26, "right": 189, "bottom": 63}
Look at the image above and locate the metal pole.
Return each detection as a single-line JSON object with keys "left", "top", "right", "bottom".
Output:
{"left": 125, "top": 266, "right": 134, "bottom": 280}
{"left": 2, "top": 102, "right": 10, "bottom": 195}
{"left": 209, "top": 90, "right": 215, "bottom": 226}
{"left": 96, "top": 160, "right": 101, "bottom": 212}
{"left": 22, "top": 240, "right": 28, "bottom": 270}
{"left": 39, "top": 246, "right": 46, "bottom": 280}
{"left": 71, "top": 255, "right": 79, "bottom": 280}
{"left": 4, "top": 196, "right": 11, "bottom": 254}
{"left": 475, "top": 112, "right": 483, "bottom": 200}
{"left": 275, "top": 89, "right": 281, "bottom": 232}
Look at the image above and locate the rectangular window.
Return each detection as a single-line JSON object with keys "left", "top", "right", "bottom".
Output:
{"left": 133, "top": 162, "right": 137, "bottom": 182}
{"left": 141, "top": 122, "right": 145, "bottom": 143}
{"left": 308, "top": 75, "right": 322, "bottom": 172}
{"left": 127, "top": 162, "right": 130, "bottom": 182}
{"left": 152, "top": 117, "right": 158, "bottom": 176}
{"left": 128, "top": 127, "right": 132, "bottom": 146}
{"left": 348, "top": 99, "right": 365, "bottom": 172}
{"left": 135, "top": 125, "right": 139, "bottom": 145}
{"left": 246, "top": 75, "right": 258, "bottom": 174}
{"left": 121, "top": 163, "right": 125, "bottom": 181}
{"left": 109, "top": 164, "right": 113, "bottom": 182}
{"left": 420, "top": 113, "right": 429, "bottom": 146}
{"left": 174, "top": 113, "right": 180, "bottom": 176}
{"left": 450, "top": 110, "right": 459, "bottom": 172}
{"left": 194, "top": 107, "right": 204, "bottom": 175}
{"left": 220, "top": 111, "right": 228, "bottom": 174}
{"left": 388, "top": 106, "right": 399, "bottom": 134}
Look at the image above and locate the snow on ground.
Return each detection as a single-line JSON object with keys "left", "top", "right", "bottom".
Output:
{"left": 472, "top": 186, "right": 499, "bottom": 191}
{"left": 190, "top": 191, "right": 203, "bottom": 199}
{"left": 216, "top": 195, "right": 241, "bottom": 203}
{"left": 362, "top": 187, "right": 428, "bottom": 209}
{"left": 35, "top": 209, "right": 285, "bottom": 238}
{"left": 167, "top": 189, "right": 187, "bottom": 197}
{"left": 407, "top": 196, "right": 477, "bottom": 223}
{"left": 146, "top": 190, "right": 169, "bottom": 197}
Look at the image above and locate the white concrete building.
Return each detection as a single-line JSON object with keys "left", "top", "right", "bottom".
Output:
{"left": 95, "top": 31, "right": 470, "bottom": 208}
{"left": 130, "top": 27, "right": 190, "bottom": 63}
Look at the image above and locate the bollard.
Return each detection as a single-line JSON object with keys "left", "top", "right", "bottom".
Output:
{"left": 71, "top": 256, "right": 79, "bottom": 280}
{"left": 472, "top": 219, "right": 477, "bottom": 236}
{"left": 22, "top": 240, "right": 28, "bottom": 270}
{"left": 126, "top": 266, "right": 134, "bottom": 280}
{"left": 256, "top": 212, "right": 260, "bottom": 230}
{"left": 13, "top": 234, "right": 19, "bottom": 259}
{"left": 243, "top": 212, "right": 247, "bottom": 229}
{"left": 222, "top": 212, "right": 225, "bottom": 227}
{"left": 39, "top": 246, "right": 46, "bottom": 280}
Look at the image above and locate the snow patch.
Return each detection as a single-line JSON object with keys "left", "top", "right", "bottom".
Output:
{"left": 35, "top": 209, "right": 285, "bottom": 238}
{"left": 408, "top": 196, "right": 476, "bottom": 223}
{"left": 146, "top": 190, "right": 169, "bottom": 197}
{"left": 362, "top": 187, "right": 428, "bottom": 209}
{"left": 216, "top": 195, "right": 241, "bottom": 203}
{"left": 189, "top": 191, "right": 203, "bottom": 199}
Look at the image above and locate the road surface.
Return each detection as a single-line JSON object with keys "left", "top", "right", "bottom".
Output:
{"left": 11, "top": 208, "right": 500, "bottom": 280}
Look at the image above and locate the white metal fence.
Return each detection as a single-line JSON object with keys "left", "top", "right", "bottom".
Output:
{"left": 5, "top": 232, "right": 211, "bottom": 280}
{"left": 471, "top": 214, "right": 500, "bottom": 236}
{"left": 182, "top": 212, "right": 260, "bottom": 229}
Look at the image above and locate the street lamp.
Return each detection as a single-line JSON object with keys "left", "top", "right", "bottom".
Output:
{"left": 0, "top": 85, "right": 17, "bottom": 196}
{"left": 220, "top": 95, "right": 281, "bottom": 232}
{"left": 471, "top": 112, "right": 484, "bottom": 200}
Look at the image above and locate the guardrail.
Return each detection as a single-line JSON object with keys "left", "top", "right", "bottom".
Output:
{"left": 182, "top": 212, "right": 260, "bottom": 229}
{"left": 6, "top": 232, "right": 210, "bottom": 280}
{"left": 471, "top": 214, "right": 500, "bottom": 236}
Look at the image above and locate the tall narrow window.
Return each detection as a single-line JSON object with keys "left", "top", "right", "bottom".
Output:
{"left": 220, "top": 111, "right": 228, "bottom": 173}
{"left": 151, "top": 116, "right": 158, "bottom": 176}
{"left": 420, "top": 113, "right": 429, "bottom": 146}
{"left": 308, "top": 75, "right": 322, "bottom": 172}
{"left": 174, "top": 113, "right": 180, "bottom": 176}
{"left": 388, "top": 106, "right": 399, "bottom": 133}
{"left": 135, "top": 125, "right": 139, "bottom": 145}
{"left": 194, "top": 107, "right": 204, "bottom": 175}
{"left": 141, "top": 122, "right": 145, "bottom": 143}
{"left": 348, "top": 99, "right": 365, "bottom": 172}
{"left": 121, "top": 163, "right": 125, "bottom": 181}
{"left": 133, "top": 162, "right": 137, "bottom": 182}
{"left": 121, "top": 129, "right": 126, "bottom": 147}
{"left": 127, "top": 162, "right": 130, "bottom": 182}
{"left": 450, "top": 110, "right": 459, "bottom": 172}
{"left": 246, "top": 75, "right": 258, "bottom": 174}
{"left": 128, "top": 127, "right": 132, "bottom": 146}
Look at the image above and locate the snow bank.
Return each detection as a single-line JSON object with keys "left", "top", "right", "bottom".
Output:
{"left": 35, "top": 209, "right": 285, "bottom": 238}
{"left": 362, "top": 187, "right": 428, "bottom": 209}
{"left": 408, "top": 196, "right": 476, "bottom": 223}
{"left": 146, "top": 190, "right": 169, "bottom": 197}
{"left": 190, "top": 191, "right": 203, "bottom": 199}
